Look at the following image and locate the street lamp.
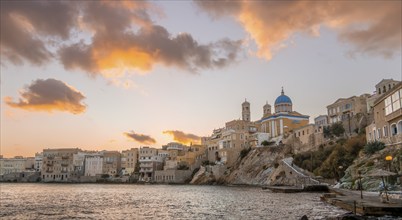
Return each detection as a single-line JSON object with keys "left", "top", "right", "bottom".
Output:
{"left": 386, "top": 155, "right": 393, "bottom": 172}
{"left": 357, "top": 170, "right": 363, "bottom": 199}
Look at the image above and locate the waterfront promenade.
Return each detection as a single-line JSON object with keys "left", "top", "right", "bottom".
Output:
{"left": 321, "top": 188, "right": 402, "bottom": 216}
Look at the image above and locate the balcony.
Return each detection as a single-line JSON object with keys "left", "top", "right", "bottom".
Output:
{"left": 61, "top": 156, "right": 69, "bottom": 159}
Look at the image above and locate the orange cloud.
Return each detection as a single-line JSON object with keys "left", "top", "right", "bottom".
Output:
{"left": 5, "top": 78, "right": 86, "bottom": 114}
{"left": 163, "top": 130, "right": 201, "bottom": 145}
{"left": 197, "top": 1, "right": 401, "bottom": 59}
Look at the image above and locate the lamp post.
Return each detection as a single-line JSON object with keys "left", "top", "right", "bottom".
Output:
{"left": 386, "top": 155, "right": 393, "bottom": 172}
{"left": 358, "top": 170, "right": 363, "bottom": 199}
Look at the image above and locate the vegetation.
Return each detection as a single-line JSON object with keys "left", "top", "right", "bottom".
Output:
{"left": 261, "top": 140, "right": 275, "bottom": 146}
{"left": 177, "top": 164, "right": 189, "bottom": 170}
{"left": 191, "top": 167, "right": 200, "bottom": 178}
{"left": 364, "top": 141, "right": 385, "bottom": 155}
{"left": 323, "top": 122, "right": 345, "bottom": 138}
{"left": 294, "top": 135, "right": 366, "bottom": 179}
{"left": 202, "top": 160, "right": 212, "bottom": 166}
{"left": 240, "top": 148, "right": 251, "bottom": 159}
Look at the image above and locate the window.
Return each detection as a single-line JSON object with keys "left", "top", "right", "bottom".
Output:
{"left": 377, "top": 128, "right": 381, "bottom": 139}
{"left": 385, "top": 97, "right": 392, "bottom": 115}
{"left": 391, "top": 124, "right": 397, "bottom": 136}
{"left": 383, "top": 86, "right": 386, "bottom": 93}
{"left": 392, "top": 91, "right": 400, "bottom": 112}
{"left": 384, "top": 126, "right": 388, "bottom": 137}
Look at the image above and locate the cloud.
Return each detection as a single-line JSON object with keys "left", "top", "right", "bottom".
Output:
{"left": 124, "top": 131, "right": 156, "bottom": 145}
{"left": 59, "top": 25, "right": 243, "bottom": 74}
{"left": 1, "top": 1, "right": 242, "bottom": 75}
{"left": 4, "top": 78, "right": 86, "bottom": 114}
{"left": 163, "top": 130, "right": 201, "bottom": 145}
{"left": 0, "top": 1, "right": 77, "bottom": 65}
{"left": 196, "top": 1, "right": 401, "bottom": 59}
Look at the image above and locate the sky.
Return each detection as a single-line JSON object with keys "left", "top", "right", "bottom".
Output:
{"left": 1, "top": 1, "right": 401, "bottom": 157}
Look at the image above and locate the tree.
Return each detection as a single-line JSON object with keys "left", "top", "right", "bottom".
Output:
{"left": 331, "top": 122, "right": 345, "bottom": 137}
{"left": 364, "top": 141, "right": 385, "bottom": 154}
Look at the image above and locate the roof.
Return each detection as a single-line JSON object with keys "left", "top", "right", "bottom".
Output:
{"left": 375, "top": 78, "right": 400, "bottom": 88}
{"left": 373, "top": 82, "right": 402, "bottom": 106}
{"left": 275, "top": 95, "right": 292, "bottom": 105}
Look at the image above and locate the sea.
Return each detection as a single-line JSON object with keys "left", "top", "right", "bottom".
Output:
{"left": 0, "top": 183, "right": 347, "bottom": 219}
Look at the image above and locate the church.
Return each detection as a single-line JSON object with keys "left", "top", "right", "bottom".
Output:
{"left": 258, "top": 88, "right": 310, "bottom": 138}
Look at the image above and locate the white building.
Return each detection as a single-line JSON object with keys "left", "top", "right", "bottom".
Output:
{"left": 0, "top": 157, "right": 27, "bottom": 176}
{"left": 84, "top": 155, "right": 103, "bottom": 177}
{"left": 34, "top": 153, "right": 43, "bottom": 172}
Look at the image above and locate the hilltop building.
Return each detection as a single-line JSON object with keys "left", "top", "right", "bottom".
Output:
{"left": 260, "top": 88, "right": 310, "bottom": 138}
{"left": 366, "top": 82, "right": 402, "bottom": 146}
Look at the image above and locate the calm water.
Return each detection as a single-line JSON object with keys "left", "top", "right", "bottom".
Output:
{"left": 0, "top": 183, "right": 346, "bottom": 219}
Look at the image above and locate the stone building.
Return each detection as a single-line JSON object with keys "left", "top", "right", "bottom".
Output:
{"left": 0, "top": 156, "right": 27, "bottom": 176}
{"left": 138, "top": 146, "right": 164, "bottom": 181}
{"left": 41, "top": 148, "right": 80, "bottom": 182}
{"left": 121, "top": 148, "right": 138, "bottom": 175}
{"left": 314, "top": 115, "right": 328, "bottom": 133}
{"left": 102, "top": 151, "right": 121, "bottom": 176}
{"left": 366, "top": 82, "right": 402, "bottom": 146}
{"left": 327, "top": 94, "right": 370, "bottom": 135}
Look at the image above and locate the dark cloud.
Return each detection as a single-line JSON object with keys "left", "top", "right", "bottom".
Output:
{"left": 1, "top": 1, "right": 241, "bottom": 75}
{"left": 0, "top": 1, "right": 77, "bottom": 65}
{"left": 5, "top": 78, "right": 86, "bottom": 114}
{"left": 124, "top": 131, "right": 156, "bottom": 145}
{"left": 163, "top": 130, "right": 201, "bottom": 145}
{"left": 196, "top": 1, "right": 401, "bottom": 59}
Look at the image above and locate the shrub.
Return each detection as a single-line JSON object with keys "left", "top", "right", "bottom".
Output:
{"left": 177, "top": 164, "right": 189, "bottom": 170}
{"left": 202, "top": 160, "right": 211, "bottom": 166}
{"left": 364, "top": 141, "right": 385, "bottom": 154}
{"left": 331, "top": 122, "right": 345, "bottom": 137}
{"left": 191, "top": 167, "right": 200, "bottom": 178}
{"left": 240, "top": 148, "right": 251, "bottom": 159}
{"left": 261, "top": 140, "right": 275, "bottom": 146}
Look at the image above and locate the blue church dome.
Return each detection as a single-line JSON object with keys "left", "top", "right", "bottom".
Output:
{"left": 274, "top": 88, "right": 292, "bottom": 105}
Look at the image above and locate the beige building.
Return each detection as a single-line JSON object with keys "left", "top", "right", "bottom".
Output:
{"left": 41, "top": 148, "right": 80, "bottom": 182}
{"left": 154, "top": 170, "right": 192, "bottom": 184}
{"left": 102, "top": 151, "right": 121, "bottom": 176}
{"left": 327, "top": 94, "right": 370, "bottom": 135}
{"left": 0, "top": 156, "right": 27, "bottom": 176}
{"left": 139, "top": 146, "right": 164, "bottom": 181}
{"left": 121, "top": 148, "right": 138, "bottom": 175}
{"left": 366, "top": 82, "right": 402, "bottom": 146}
{"left": 367, "top": 79, "right": 400, "bottom": 113}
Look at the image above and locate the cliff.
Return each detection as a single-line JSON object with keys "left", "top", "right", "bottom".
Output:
{"left": 191, "top": 145, "right": 311, "bottom": 186}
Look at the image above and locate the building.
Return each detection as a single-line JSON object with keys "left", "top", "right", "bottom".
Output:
{"left": 102, "top": 151, "right": 121, "bottom": 176}
{"left": 260, "top": 88, "right": 310, "bottom": 138}
{"left": 121, "top": 148, "right": 138, "bottom": 175}
{"left": 327, "top": 94, "right": 370, "bottom": 135}
{"left": 367, "top": 79, "right": 400, "bottom": 112}
{"left": 41, "top": 148, "right": 80, "bottom": 182}
{"left": 366, "top": 82, "right": 402, "bottom": 146}
{"left": 154, "top": 170, "right": 192, "bottom": 184}
{"left": 314, "top": 115, "right": 329, "bottom": 133}
{"left": 138, "top": 147, "right": 164, "bottom": 181}
{"left": 0, "top": 156, "right": 27, "bottom": 176}
{"left": 34, "top": 153, "right": 43, "bottom": 172}
{"left": 376, "top": 79, "right": 400, "bottom": 96}
{"left": 84, "top": 154, "right": 103, "bottom": 177}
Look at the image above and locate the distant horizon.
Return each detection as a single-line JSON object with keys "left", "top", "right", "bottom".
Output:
{"left": 1, "top": 1, "right": 401, "bottom": 157}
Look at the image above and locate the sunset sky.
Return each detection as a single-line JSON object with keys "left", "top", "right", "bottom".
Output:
{"left": 1, "top": 1, "right": 401, "bottom": 157}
